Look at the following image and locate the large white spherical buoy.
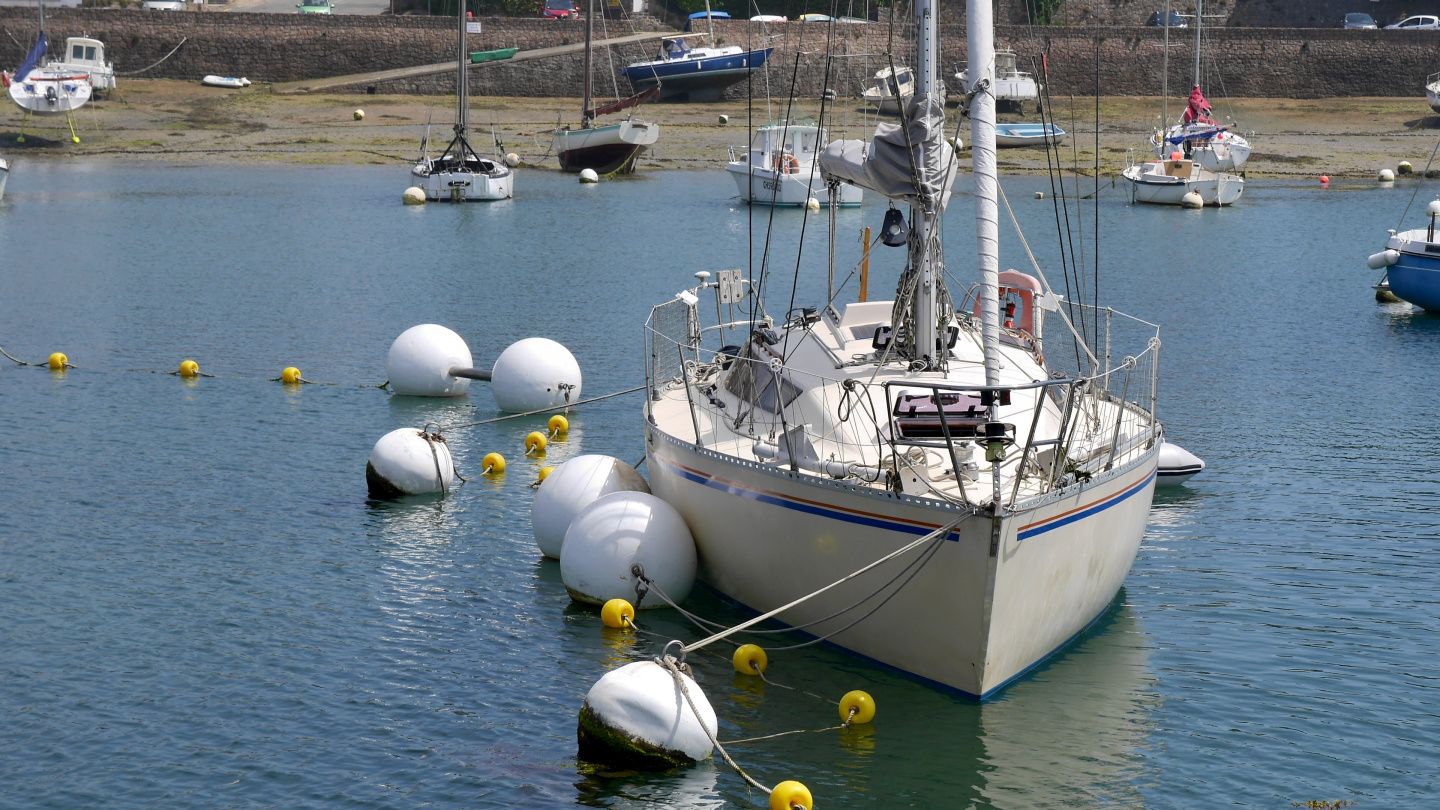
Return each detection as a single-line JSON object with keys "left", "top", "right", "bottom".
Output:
{"left": 1156, "top": 441, "right": 1205, "bottom": 487}
{"left": 578, "top": 660, "right": 716, "bottom": 768}
{"left": 490, "top": 337, "right": 582, "bottom": 413}
{"left": 1427, "top": 199, "right": 1440, "bottom": 218}
{"left": 504, "top": 152, "right": 520, "bottom": 168}
{"left": 1180, "top": 191, "right": 1204, "bottom": 209}
{"left": 366, "top": 428, "right": 454, "bottom": 498}
{"left": 560, "top": 492, "right": 695, "bottom": 607}
{"left": 1379, "top": 168, "right": 1396, "bottom": 183}
{"left": 1399, "top": 160, "right": 1414, "bottom": 175}
{"left": 805, "top": 196, "right": 821, "bottom": 210}
{"left": 403, "top": 187, "right": 426, "bottom": 205}
{"left": 533, "top": 455, "right": 651, "bottom": 559}
{"left": 354, "top": 109, "right": 365, "bottom": 121}
{"left": 579, "top": 168, "right": 600, "bottom": 183}
{"left": 386, "top": 324, "right": 473, "bottom": 397}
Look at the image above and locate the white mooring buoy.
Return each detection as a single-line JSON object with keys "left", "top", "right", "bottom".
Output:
{"left": 532, "top": 455, "right": 651, "bottom": 559}
{"left": 560, "top": 492, "right": 696, "bottom": 607}
{"left": 577, "top": 660, "right": 716, "bottom": 768}
{"left": 1380, "top": 168, "right": 1396, "bottom": 183}
{"left": 491, "top": 337, "right": 582, "bottom": 413}
{"left": 1180, "top": 191, "right": 1204, "bottom": 209}
{"left": 366, "top": 427, "right": 454, "bottom": 498}
{"left": 402, "top": 187, "right": 426, "bottom": 205}
{"left": 504, "top": 152, "right": 520, "bottom": 167}
{"left": 386, "top": 324, "right": 475, "bottom": 397}
{"left": 580, "top": 168, "right": 600, "bottom": 183}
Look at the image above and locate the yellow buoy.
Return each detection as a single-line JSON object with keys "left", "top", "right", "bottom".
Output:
{"left": 769, "top": 780, "right": 813, "bottom": 810}
{"left": 601, "top": 598, "right": 635, "bottom": 628}
{"left": 281, "top": 366, "right": 302, "bottom": 384}
{"left": 548, "top": 414, "right": 569, "bottom": 436}
{"left": 537, "top": 465, "right": 555, "bottom": 483}
{"left": 732, "top": 644, "right": 768, "bottom": 675}
{"left": 47, "top": 352, "right": 68, "bottom": 370}
{"left": 839, "top": 690, "right": 876, "bottom": 724}
{"left": 482, "top": 452, "right": 506, "bottom": 474}
{"left": 525, "top": 431, "right": 548, "bottom": 454}
{"left": 179, "top": 360, "right": 200, "bottom": 378}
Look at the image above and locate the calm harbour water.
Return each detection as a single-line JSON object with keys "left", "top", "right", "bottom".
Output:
{"left": 1, "top": 162, "right": 1437, "bottom": 808}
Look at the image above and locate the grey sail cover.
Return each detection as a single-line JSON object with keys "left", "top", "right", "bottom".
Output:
{"left": 818, "top": 95, "right": 957, "bottom": 209}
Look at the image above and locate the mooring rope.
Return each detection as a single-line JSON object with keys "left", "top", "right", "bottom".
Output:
{"left": 660, "top": 655, "right": 773, "bottom": 796}
{"left": 438, "top": 386, "right": 643, "bottom": 431}
{"left": 674, "top": 519, "right": 962, "bottom": 655}
{"left": 116, "top": 37, "right": 188, "bottom": 77}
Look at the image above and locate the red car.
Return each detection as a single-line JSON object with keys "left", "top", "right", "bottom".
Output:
{"left": 543, "top": 0, "right": 577, "bottom": 18}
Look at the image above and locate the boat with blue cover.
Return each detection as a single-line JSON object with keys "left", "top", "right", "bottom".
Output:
{"left": 1369, "top": 200, "right": 1440, "bottom": 311}
{"left": 621, "top": 38, "right": 773, "bottom": 102}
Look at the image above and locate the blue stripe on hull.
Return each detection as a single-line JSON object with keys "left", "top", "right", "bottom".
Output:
{"left": 1390, "top": 252, "right": 1440, "bottom": 311}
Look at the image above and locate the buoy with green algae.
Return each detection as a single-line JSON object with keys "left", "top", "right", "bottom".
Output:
{"left": 353, "top": 109, "right": 365, "bottom": 121}
{"left": 531, "top": 454, "right": 651, "bottom": 559}
{"left": 580, "top": 168, "right": 600, "bottom": 183}
{"left": 403, "top": 187, "right": 426, "bottom": 205}
{"left": 576, "top": 659, "right": 717, "bottom": 769}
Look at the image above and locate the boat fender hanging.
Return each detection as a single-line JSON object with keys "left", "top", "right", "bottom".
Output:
{"left": 1367, "top": 250, "right": 1399, "bottom": 270}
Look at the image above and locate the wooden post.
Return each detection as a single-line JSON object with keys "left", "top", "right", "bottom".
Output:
{"left": 859, "top": 226, "right": 871, "bottom": 302}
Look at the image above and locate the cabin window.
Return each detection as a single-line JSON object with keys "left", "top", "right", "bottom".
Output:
{"left": 73, "top": 45, "right": 84, "bottom": 60}
{"left": 724, "top": 339, "right": 804, "bottom": 414}
{"left": 86, "top": 47, "right": 97, "bottom": 61}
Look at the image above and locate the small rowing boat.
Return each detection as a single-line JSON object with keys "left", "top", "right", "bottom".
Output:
{"left": 201, "top": 75, "right": 251, "bottom": 89}
{"left": 994, "top": 122, "right": 1064, "bottom": 148}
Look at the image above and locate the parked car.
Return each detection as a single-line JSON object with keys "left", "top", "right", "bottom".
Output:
{"left": 750, "top": 13, "right": 785, "bottom": 21}
{"left": 296, "top": 0, "right": 333, "bottom": 13}
{"left": 797, "top": 13, "right": 834, "bottom": 21}
{"left": 683, "top": 10, "right": 730, "bottom": 30}
{"left": 543, "top": 0, "right": 578, "bottom": 18}
{"left": 1386, "top": 14, "right": 1440, "bottom": 29}
{"left": 1340, "top": 12, "right": 1377, "bottom": 28}
{"left": 141, "top": 0, "right": 187, "bottom": 9}
{"left": 1146, "top": 11, "right": 1186, "bottom": 27}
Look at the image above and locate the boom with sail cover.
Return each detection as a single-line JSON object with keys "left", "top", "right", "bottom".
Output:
{"left": 817, "top": 96, "right": 957, "bottom": 209}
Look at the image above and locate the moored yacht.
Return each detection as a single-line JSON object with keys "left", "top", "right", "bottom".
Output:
{"left": 726, "top": 121, "right": 862, "bottom": 206}
{"left": 642, "top": 0, "right": 1164, "bottom": 699}
{"left": 1121, "top": 153, "right": 1242, "bottom": 206}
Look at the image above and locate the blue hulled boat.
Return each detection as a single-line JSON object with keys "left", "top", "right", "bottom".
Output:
{"left": 620, "top": 39, "right": 773, "bottom": 102}
{"left": 1371, "top": 200, "right": 1440, "bottom": 311}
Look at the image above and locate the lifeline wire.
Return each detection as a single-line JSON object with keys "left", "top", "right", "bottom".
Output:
{"left": 677, "top": 518, "right": 961, "bottom": 654}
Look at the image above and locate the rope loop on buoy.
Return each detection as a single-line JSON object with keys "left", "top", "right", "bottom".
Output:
{"left": 418, "top": 422, "right": 466, "bottom": 492}
{"left": 659, "top": 654, "right": 773, "bottom": 797}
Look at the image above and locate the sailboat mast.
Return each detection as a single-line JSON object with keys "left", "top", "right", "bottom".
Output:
{"left": 966, "top": 0, "right": 1001, "bottom": 388}
{"left": 1193, "top": 0, "right": 1202, "bottom": 88}
{"left": 704, "top": 0, "right": 715, "bottom": 46}
{"left": 582, "top": 0, "right": 593, "bottom": 127}
{"left": 1162, "top": 0, "right": 1169, "bottom": 126}
{"left": 457, "top": 0, "right": 469, "bottom": 138}
{"left": 911, "top": 0, "right": 939, "bottom": 366}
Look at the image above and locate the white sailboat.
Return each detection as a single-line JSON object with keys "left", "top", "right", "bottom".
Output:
{"left": 1152, "top": 0, "right": 1250, "bottom": 172}
{"left": 641, "top": 0, "right": 1163, "bottom": 698}
{"left": 550, "top": 0, "right": 658, "bottom": 175}
{"left": 1426, "top": 71, "right": 1440, "bottom": 114}
{"left": 726, "top": 121, "right": 862, "bottom": 207}
{"left": 409, "top": 1, "right": 512, "bottom": 202}
{"left": 1123, "top": 1, "right": 1242, "bottom": 207}
{"left": 4, "top": 0, "right": 91, "bottom": 144}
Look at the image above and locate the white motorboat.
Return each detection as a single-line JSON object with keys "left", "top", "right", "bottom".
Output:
{"left": 1427, "top": 71, "right": 1440, "bottom": 114}
{"left": 861, "top": 65, "right": 914, "bottom": 114}
{"left": 202, "top": 75, "right": 251, "bottom": 89}
{"left": 550, "top": 0, "right": 658, "bottom": 175}
{"left": 0, "top": 157, "right": 9, "bottom": 201}
{"left": 45, "top": 37, "right": 115, "bottom": 92}
{"left": 1152, "top": 0, "right": 1250, "bottom": 171}
{"left": 955, "top": 49, "right": 1038, "bottom": 112}
{"left": 1121, "top": 154, "right": 1242, "bottom": 206}
{"left": 643, "top": 0, "right": 1164, "bottom": 699}
{"left": 725, "top": 122, "right": 862, "bottom": 206}
{"left": 408, "top": 0, "right": 512, "bottom": 201}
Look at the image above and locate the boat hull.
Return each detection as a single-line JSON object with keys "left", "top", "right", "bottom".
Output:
{"left": 1121, "top": 165, "right": 1243, "bottom": 206}
{"left": 726, "top": 162, "right": 863, "bottom": 206}
{"left": 553, "top": 121, "right": 658, "bottom": 175}
{"left": 645, "top": 428, "right": 1158, "bottom": 699}
{"left": 1388, "top": 250, "right": 1440, "bottom": 311}
{"left": 1428, "top": 83, "right": 1440, "bottom": 114}
{"left": 0, "top": 158, "right": 8, "bottom": 201}
{"left": 622, "top": 48, "right": 772, "bottom": 103}
{"left": 411, "top": 166, "right": 513, "bottom": 202}
{"left": 8, "top": 71, "right": 91, "bottom": 114}
{"left": 994, "top": 124, "right": 1064, "bottom": 148}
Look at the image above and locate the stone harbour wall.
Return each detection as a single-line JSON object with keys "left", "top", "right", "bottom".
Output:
{"left": 2, "top": 8, "right": 1439, "bottom": 99}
